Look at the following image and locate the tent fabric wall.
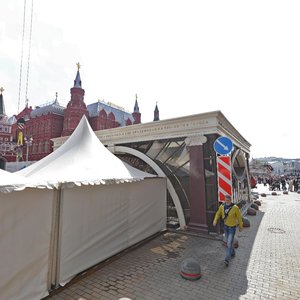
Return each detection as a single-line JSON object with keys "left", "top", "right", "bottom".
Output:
{"left": 0, "top": 189, "right": 54, "bottom": 300}
{"left": 0, "top": 178, "right": 166, "bottom": 299}
{"left": 127, "top": 179, "right": 166, "bottom": 246}
{"left": 58, "top": 178, "right": 167, "bottom": 285}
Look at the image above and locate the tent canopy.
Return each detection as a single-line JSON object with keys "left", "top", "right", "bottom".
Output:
{"left": 0, "top": 168, "right": 36, "bottom": 193}
{"left": 17, "top": 115, "right": 155, "bottom": 188}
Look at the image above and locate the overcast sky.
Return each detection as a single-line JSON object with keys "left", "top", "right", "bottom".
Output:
{"left": 1, "top": 0, "right": 300, "bottom": 159}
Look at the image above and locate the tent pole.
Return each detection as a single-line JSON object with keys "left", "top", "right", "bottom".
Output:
{"left": 48, "top": 184, "right": 63, "bottom": 289}
{"left": 47, "top": 188, "right": 60, "bottom": 291}
{"left": 54, "top": 185, "right": 63, "bottom": 288}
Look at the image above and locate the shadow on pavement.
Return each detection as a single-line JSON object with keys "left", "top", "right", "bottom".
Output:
{"left": 45, "top": 208, "right": 265, "bottom": 300}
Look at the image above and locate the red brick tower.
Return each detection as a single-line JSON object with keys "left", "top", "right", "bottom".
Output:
{"left": 61, "top": 63, "right": 89, "bottom": 136}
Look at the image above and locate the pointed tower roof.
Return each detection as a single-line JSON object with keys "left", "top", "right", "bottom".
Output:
{"left": 0, "top": 87, "right": 6, "bottom": 115}
{"left": 54, "top": 92, "right": 59, "bottom": 104}
{"left": 73, "top": 62, "right": 82, "bottom": 88}
{"left": 133, "top": 93, "right": 140, "bottom": 112}
{"left": 154, "top": 102, "right": 159, "bottom": 121}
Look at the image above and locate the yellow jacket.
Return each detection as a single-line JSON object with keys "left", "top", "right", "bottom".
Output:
{"left": 213, "top": 204, "right": 243, "bottom": 229}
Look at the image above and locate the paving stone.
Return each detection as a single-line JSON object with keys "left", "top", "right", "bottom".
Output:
{"left": 44, "top": 185, "right": 300, "bottom": 300}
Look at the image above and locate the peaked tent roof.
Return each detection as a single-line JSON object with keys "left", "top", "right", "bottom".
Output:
{"left": 17, "top": 115, "right": 155, "bottom": 188}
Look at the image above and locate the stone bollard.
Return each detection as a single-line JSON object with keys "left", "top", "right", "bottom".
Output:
{"left": 283, "top": 191, "right": 288, "bottom": 195}
{"left": 223, "top": 234, "right": 239, "bottom": 248}
{"left": 254, "top": 200, "right": 261, "bottom": 206}
{"left": 242, "top": 217, "right": 250, "bottom": 227}
{"left": 250, "top": 203, "right": 259, "bottom": 210}
{"left": 261, "top": 193, "right": 267, "bottom": 197}
{"left": 271, "top": 192, "right": 277, "bottom": 196}
{"left": 247, "top": 207, "right": 257, "bottom": 216}
{"left": 180, "top": 258, "right": 201, "bottom": 280}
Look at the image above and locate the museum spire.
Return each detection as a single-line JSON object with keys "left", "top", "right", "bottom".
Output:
{"left": 154, "top": 102, "right": 159, "bottom": 121}
{"left": 74, "top": 62, "right": 82, "bottom": 88}
{"left": 134, "top": 94, "right": 139, "bottom": 112}
{"left": 0, "top": 87, "right": 5, "bottom": 115}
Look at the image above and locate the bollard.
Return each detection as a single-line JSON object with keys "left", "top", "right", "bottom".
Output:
{"left": 242, "top": 217, "right": 250, "bottom": 227}
{"left": 251, "top": 203, "right": 259, "bottom": 210}
{"left": 180, "top": 258, "right": 201, "bottom": 280}
{"left": 247, "top": 207, "right": 257, "bottom": 216}
{"left": 254, "top": 200, "right": 261, "bottom": 206}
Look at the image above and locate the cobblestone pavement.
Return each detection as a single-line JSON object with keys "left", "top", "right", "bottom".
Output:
{"left": 45, "top": 185, "right": 300, "bottom": 300}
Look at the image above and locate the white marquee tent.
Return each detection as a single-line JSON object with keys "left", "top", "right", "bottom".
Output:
{"left": 17, "top": 116, "right": 152, "bottom": 187}
{"left": 2, "top": 115, "right": 166, "bottom": 298}
{"left": 0, "top": 169, "right": 53, "bottom": 300}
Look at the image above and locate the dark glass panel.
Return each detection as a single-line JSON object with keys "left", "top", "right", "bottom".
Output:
{"left": 119, "top": 138, "right": 191, "bottom": 225}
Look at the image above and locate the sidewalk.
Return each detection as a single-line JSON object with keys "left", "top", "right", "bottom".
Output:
{"left": 45, "top": 184, "right": 300, "bottom": 300}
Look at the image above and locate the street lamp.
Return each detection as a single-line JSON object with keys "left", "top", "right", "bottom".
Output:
{"left": 24, "top": 136, "right": 33, "bottom": 162}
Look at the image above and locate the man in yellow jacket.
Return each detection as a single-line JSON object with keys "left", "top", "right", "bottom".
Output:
{"left": 213, "top": 195, "right": 243, "bottom": 266}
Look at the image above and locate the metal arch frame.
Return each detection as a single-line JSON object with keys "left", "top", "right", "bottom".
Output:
{"left": 231, "top": 148, "right": 247, "bottom": 182}
{"left": 114, "top": 146, "right": 186, "bottom": 229}
{"left": 231, "top": 148, "right": 252, "bottom": 203}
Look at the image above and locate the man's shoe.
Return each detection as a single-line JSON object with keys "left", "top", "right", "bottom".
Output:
{"left": 224, "top": 259, "right": 229, "bottom": 267}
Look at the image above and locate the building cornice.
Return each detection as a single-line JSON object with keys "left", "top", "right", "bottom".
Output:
{"left": 53, "top": 110, "right": 251, "bottom": 153}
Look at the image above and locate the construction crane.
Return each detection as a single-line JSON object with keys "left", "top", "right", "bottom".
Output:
{"left": 17, "top": 0, "right": 34, "bottom": 113}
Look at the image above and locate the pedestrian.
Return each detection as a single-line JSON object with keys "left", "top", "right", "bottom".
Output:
{"left": 289, "top": 178, "right": 294, "bottom": 192}
{"left": 293, "top": 178, "right": 298, "bottom": 192}
{"left": 213, "top": 195, "right": 243, "bottom": 266}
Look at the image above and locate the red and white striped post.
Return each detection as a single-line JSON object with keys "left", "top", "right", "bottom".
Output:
{"left": 217, "top": 155, "right": 232, "bottom": 202}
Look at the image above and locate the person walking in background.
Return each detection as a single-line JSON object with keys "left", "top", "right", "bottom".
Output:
{"left": 213, "top": 195, "right": 243, "bottom": 266}
{"left": 289, "top": 178, "right": 294, "bottom": 192}
{"left": 294, "top": 178, "right": 299, "bottom": 192}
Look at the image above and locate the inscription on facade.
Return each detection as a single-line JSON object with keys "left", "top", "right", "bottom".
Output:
{"left": 98, "top": 119, "right": 210, "bottom": 141}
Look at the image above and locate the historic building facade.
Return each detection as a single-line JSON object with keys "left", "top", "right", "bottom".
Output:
{"left": 1, "top": 66, "right": 143, "bottom": 164}
{"left": 0, "top": 88, "right": 16, "bottom": 168}
{"left": 53, "top": 111, "right": 252, "bottom": 234}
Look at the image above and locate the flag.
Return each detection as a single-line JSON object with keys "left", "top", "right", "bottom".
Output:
{"left": 17, "top": 131, "right": 23, "bottom": 146}
{"left": 264, "top": 164, "right": 273, "bottom": 173}
{"left": 17, "top": 117, "right": 26, "bottom": 130}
